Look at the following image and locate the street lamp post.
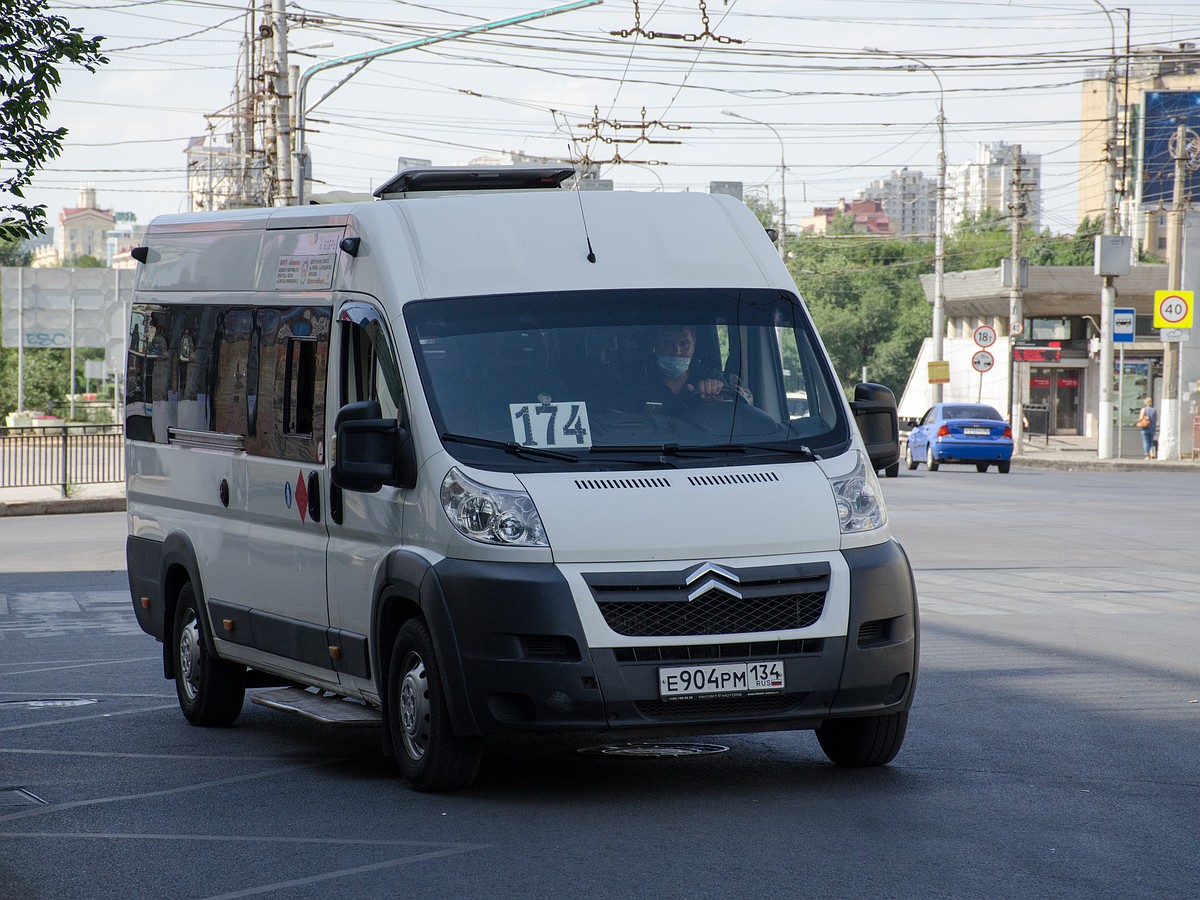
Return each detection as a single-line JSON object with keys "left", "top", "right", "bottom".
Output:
{"left": 866, "top": 49, "right": 947, "bottom": 404}
{"left": 292, "top": 0, "right": 602, "bottom": 204}
{"left": 1091, "top": 0, "right": 1120, "bottom": 459}
{"left": 721, "top": 110, "right": 787, "bottom": 262}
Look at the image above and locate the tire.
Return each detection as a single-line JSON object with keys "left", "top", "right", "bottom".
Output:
{"left": 997, "top": 460, "right": 1011, "bottom": 474}
{"left": 816, "top": 711, "right": 908, "bottom": 767}
{"left": 389, "top": 619, "right": 482, "bottom": 792}
{"left": 883, "top": 462, "right": 899, "bottom": 479}
{"left": 976, "top": 462, "right": 989, "bottom": 473}
{"left": 925, "top": 445, "right": 939, "bottom": 472}
{"left": 904, "top": 442, "right": 918, "bottom": 471}
{"left": 173, "top": 583, "right": 246, "bottom": 726}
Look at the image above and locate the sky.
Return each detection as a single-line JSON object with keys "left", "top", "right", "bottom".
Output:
{"left": 21, "top": 0, "right": 1200, "bottom": 236}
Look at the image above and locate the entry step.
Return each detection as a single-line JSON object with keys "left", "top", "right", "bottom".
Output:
{"left": 250, "top": 687, "right": 382, "bottom": 727}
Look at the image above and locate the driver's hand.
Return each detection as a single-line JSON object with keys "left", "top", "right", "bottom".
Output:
{"left": 689, "top": 378, "right": 725, "bottom": 400}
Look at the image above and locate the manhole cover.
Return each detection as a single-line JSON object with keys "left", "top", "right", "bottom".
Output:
{"left": 0, "top": 698, "right": 99, "bottom": 709}
{"left": 578, "top": 742, "right": 729, "bottom": 758}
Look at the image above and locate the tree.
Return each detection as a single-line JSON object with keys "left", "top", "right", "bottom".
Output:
{"left": 0, "top": 237, "right": 30, "bottom": 266}
{"left": 64, "top": 253, "right": 105, "bottom": 268}
{"left": 0, "top": 2, "right": 107, "bottom": 242}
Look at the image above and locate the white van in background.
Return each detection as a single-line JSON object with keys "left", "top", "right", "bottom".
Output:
{"left": 125, "top": 166, "right": 916, "bottom": 791}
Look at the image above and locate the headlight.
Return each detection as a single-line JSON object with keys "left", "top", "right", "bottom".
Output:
{"left": 830, "top": 452, "right": 887, "bottom": 533}
{"left": 440, "top": 467, "right": 548, "bottom": 546}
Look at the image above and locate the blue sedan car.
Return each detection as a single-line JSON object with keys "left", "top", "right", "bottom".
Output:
{"left": 905, "top": 403, "right": 1014, "bottom": 473}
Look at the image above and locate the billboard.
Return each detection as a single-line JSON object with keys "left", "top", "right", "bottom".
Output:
{"left": 1140, "top": 90, "right": 1200, "bottom": 207}
{"left": 1, "top": 267, "right": 135, "bottom": 374}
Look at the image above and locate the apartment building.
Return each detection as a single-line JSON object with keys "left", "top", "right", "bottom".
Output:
{"left": 854, "top": 168, "right": 937, "bottom": 237}
{"left": 1079, "top": 42, "right": 1200, "bottom": 254}
{"left": 946, "top": 142, "right": 1042, "bottom": 233}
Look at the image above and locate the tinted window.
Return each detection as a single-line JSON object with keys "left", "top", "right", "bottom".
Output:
{"left": 126, "top": 303, "right": 330, "bottom": 462}
{"left": 405, "top": 288, "right": 849, "bottom": 470}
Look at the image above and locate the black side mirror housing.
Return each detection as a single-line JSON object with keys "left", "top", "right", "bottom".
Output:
{"left": 332, "top": 400, "right": 417, "bottom": 492}
{"left": 849, "top": 382, "right": 900, "bottom": 472}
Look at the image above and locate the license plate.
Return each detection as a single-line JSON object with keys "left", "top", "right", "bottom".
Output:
{"left": 962, "top": 426, "right": 991, "bottom": 436}
{"left": 658, "top": 660, "right": 785, "bottom": 700}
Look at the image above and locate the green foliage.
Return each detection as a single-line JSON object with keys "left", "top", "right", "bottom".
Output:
{"left": 791, "top": 234, "right": 931, "bottom": 395}
{"left": 0, "top": 346, "right": 106, "bottom": 419}
{"left": 0, "top": 238, "right": 31, "bottom": 266}
{"left": 0, "top": 1, "right": 108, "bottom": 242}
{"left": 789, "top": 217, "right": 1114, "bottom": 396}
{"left": 65, "top": 253, "right": 105, "bottom": 268}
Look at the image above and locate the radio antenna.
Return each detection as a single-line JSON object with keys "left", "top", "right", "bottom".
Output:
{"left": 570, "top": 146, "right": 597, "bottom": 264}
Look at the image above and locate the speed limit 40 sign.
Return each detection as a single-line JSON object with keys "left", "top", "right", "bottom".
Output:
{"left": 1154, "top": 290, "right": 1193, "bottom": 329}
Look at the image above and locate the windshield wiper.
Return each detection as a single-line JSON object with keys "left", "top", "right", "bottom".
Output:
{"left": 593, "top": 442, "right": 819, "bottom": 461}
{"left": 440, "top": 432, "right": 579, "bottom": 463}
{"left": 665, "top": 442, "right": 820, "bottom": 461}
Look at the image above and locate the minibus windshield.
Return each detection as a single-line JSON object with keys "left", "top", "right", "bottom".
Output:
{"left": 405, "top": 288, "right": 851, "bottom": 469}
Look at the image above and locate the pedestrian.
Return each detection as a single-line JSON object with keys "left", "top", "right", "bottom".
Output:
{"left": 1136, "top": 396, "right": 1158, "bottom": 459}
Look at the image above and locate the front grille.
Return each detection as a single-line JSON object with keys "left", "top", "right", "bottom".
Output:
{"left": 635, "top": 693, "right": 807, "bottom": 718}
{"left": 613, "top": 639, "right": 824, "bottom": 663}
{"left": 599, "top": 588, "right": 825, "bottom": 637}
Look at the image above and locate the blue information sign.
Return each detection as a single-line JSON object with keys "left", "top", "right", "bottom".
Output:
{"left": 1113, "top": 307, "right": 1135, "bottom": 344}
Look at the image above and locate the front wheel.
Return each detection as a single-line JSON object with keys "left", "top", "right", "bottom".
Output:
{"left": 816, "top": 711, "right": 908, "bottom": 767}
{"left": 389, "top": 619, "right": 482, "bottom": 792}
{"left": 173, "top": 583, "right": 246, "bottom": 726}
{"left": 905, "top": 442, "right": 918, "bottom": 471}
{"left": 883, "top": 462, "right": 899, "bottom": 479}
{"left": 925, "top": 445, "right": 939, "bottom": 472}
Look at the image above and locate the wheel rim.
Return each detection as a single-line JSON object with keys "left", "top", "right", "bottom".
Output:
{"left": 178, "top": 610, "right": 201, "bottom": 703}
{"left": 398, "top": 652, "right": 431, "bottom": 761}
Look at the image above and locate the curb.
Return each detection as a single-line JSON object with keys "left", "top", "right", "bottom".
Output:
{"left": 1013, "top": 456, "right": 1197, "bottom": 473}
{"left": 0, "top": 497, "right": 127, "bottom": 517}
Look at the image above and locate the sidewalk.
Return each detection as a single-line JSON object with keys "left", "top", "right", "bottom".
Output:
{"left": 1011, "top": 433, "right": 1199, "bottom": 472}
{"left": 0, "top": 482, "right": 127, "bottom": 517}
{"left": 1, "top": 436, "right": 1195, "bottom": 517}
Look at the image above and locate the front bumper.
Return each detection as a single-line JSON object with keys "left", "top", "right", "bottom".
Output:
{"left": 431, "top": 540, "right": 919, "bottom": 736}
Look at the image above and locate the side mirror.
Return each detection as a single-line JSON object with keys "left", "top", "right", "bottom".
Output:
{"left": 849, "top": 382, "right": 900, "bottom": 472}
{"left": 332, "top": 400, "right": 417, "bottom": 492}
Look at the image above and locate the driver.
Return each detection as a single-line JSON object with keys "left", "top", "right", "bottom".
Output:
{"left": 616, "top": 324, "right": 726, "bottom": 413}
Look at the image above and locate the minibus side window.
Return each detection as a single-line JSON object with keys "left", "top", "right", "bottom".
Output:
{"left": 340, "top": 315, "right": 403, "bottom": 422}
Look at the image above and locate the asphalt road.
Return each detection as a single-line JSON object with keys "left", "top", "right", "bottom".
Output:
{"left": 1, "top": 466, "right": 1198, "bottom": 899}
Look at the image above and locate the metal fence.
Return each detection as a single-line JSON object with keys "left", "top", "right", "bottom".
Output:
{"left": 0, "top": 425, "right": 124, "bottom": 492}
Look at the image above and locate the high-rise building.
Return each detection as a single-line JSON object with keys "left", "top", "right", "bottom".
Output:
{"left": 947, "top": 142, "right": 1041, "bottom": 233}
{"left": 1079, "top": 42, "right": 1200, "bottom": 254}
{"left": 855, "top": 168, "right": 937, "bottom": 236}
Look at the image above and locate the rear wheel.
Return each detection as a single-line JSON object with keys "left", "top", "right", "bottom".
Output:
{"left": 997, "top": 460, "right": 1011, "bottom": 474}
{"left": 389, "top": 619, "right": 482, "bottom": 792}
{"left": 816, "top": 711, "right": 908, "bottom": 767}
{"left": 173, "top": 583, "right": 246, "bottom": 726}
{"left": 883, "top": 462, "right": 899, "bottom": 478}
{"left": 925, "top": 445, "right": 939, "bottom": 472}
{"left": 904, "top": 442, "right": 918, "bottom": 471}
{"left": 976, "top": 462, "right": 989, "bottom": 473}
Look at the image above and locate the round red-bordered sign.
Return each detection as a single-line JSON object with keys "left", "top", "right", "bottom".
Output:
{"left": 973, "top": 325, "right": 998, "bottom": 348}
{"left": 971, "top": 350, "right": 994, "bottom": 373}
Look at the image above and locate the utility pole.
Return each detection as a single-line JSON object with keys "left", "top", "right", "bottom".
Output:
{"left": 1160, "top": 123, "right": 1188, "bottom": 460}
{"left": 271, "top": 0, "right": 291, "bottom": 205}
{"left": 932, "top": 97, "right": 947, "bottom": 405}
{"left": 1096, "top": 0, "right": 1120, "bottom": 459}
{"left": 1008, "top": 146, "right": 1025, "bottom": 447}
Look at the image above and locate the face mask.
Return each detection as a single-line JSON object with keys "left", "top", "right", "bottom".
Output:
{"left": 655, "top": 353, "right": 691, "bottom": 379}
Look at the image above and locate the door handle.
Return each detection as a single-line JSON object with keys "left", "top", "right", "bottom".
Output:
{"left": 307, "top": 471, "right": 321, "bottom": 523}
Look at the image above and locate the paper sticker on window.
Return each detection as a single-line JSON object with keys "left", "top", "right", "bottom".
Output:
{"left": 275, "top": 254, "right": 336, "bottom": 289}
{"left": 510, "top": 401, "right": 591, "bottom": 448}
